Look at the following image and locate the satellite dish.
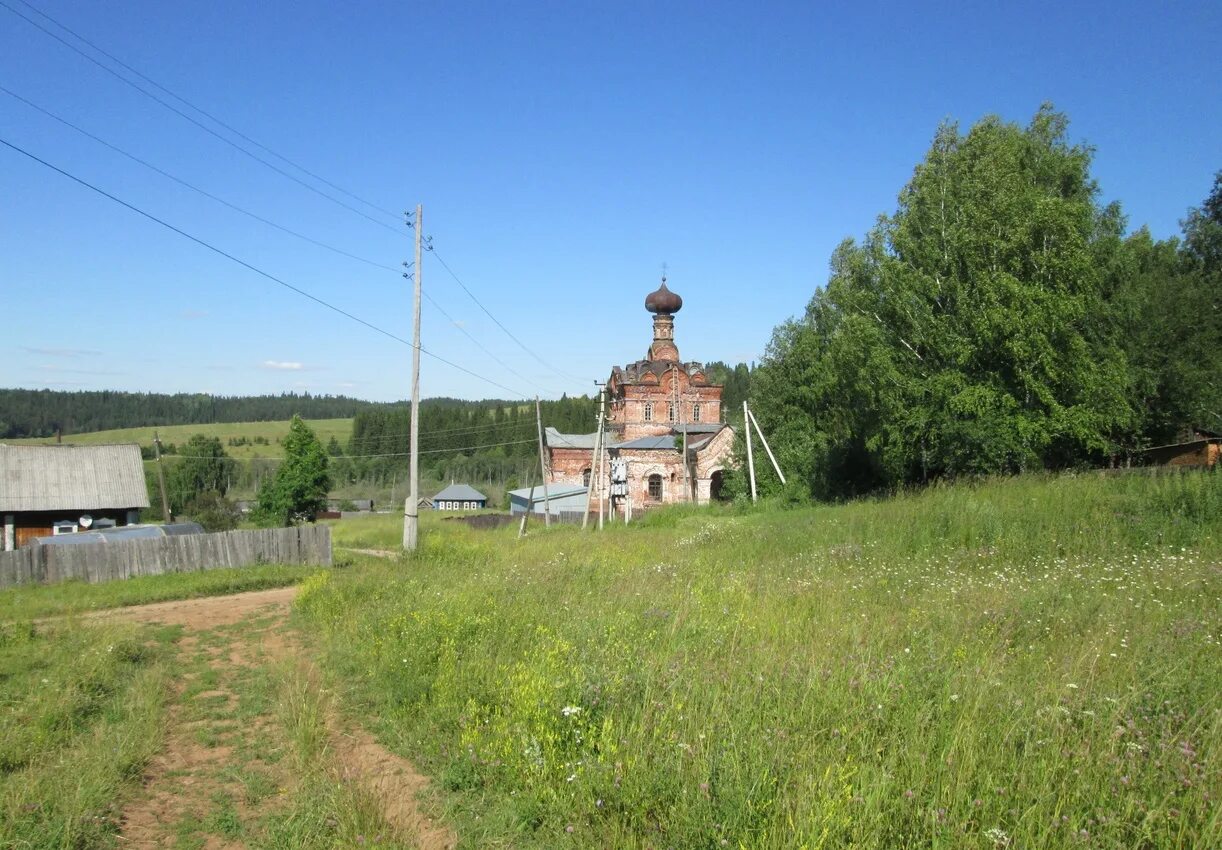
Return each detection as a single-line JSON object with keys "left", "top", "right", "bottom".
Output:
{"left": 79, "top": 514, "right": 93, "bottom": 528}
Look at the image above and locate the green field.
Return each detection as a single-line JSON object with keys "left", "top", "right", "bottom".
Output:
{"left": 296, "top": 471, "right": 1222, "bottom": 848}
{"left": 0, "top": 618, "right": 176, "bottom": 847}
{"left": 6, "top": 418, "right": 353, "bottom": 459}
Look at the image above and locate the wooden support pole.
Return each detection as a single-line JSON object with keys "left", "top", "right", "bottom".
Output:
{"left": 153, "top": 431, "right": 172, "bottom": 521}
{"left": 403, "top": 203, "right": 422, "bottom": 551}
{"left": 582, "top": 385, "right": 605, "bottom": 529}
{"left": 743, "top": 402, "right": 757, "bottom": 503}
{"left": 747, "top": 408, "right": 786, "bottom": 485}
{"left": 535, "top": 397, "right": 551, "bottom": 527}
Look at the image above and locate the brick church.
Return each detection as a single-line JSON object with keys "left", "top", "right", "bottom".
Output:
{"left": 546, "top": 277, "right": 734, "bottom": 509}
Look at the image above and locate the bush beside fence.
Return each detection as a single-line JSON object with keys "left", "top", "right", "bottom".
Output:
{"left": 0, "top": 525, "right": 332, "bottom": 588}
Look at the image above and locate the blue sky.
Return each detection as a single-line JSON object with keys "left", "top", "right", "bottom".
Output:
{"left": 2, "top": 0, "right": 1218, "bottom": 402}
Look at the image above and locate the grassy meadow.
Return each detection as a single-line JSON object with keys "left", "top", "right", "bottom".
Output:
{"left": 6, "top": 418, "right": 353, "bottom": 459}
{"left": 297, "top": 471, "right": 1221, "bottom": 849}
{"left": 0, "top": 619, "right": 176, "bottom": 846}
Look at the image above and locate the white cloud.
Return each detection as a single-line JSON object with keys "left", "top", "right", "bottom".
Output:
{"left": 260, "top": 360, "right": 305, "bottom": 371}
{"left": 22, "top": 346, "right": 102, "bottom": 357}
{"left": 35, "top": 364, "right": 122, "bottom": 375}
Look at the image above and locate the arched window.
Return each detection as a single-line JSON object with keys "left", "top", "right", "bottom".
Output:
{"left": 668, "top": 402, "right": 676, "bottom": 422}
{"left": 643, "top": 402, "right": 653, "bottom": 422}
{"left": 647, "top": 474, "right": 663, "bottom": 501}
{"left": 582, "top": 468, "right": 592, "bottom": 487}
{"left": 692, "top": 402, "right": 701, "bottom": 422}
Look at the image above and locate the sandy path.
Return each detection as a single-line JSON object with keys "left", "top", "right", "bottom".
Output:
{"left": 86, "top": 585, "right": 300, "bottom": 629}
{"left": 102, "top": 587, "right": 454, "bottom": 849}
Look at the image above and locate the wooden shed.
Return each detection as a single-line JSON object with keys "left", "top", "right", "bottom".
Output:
{"left": 1, "top": 444, "right": 150, "bottom": 550}
{"left": 1139, "top": 428, "right": 1222, "bottom": 470}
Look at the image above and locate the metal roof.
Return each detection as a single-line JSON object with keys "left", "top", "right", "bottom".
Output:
{"left": 432, "top": 483, "right": 488, "bottom": 502}
{"left": 675, "top": 423, "right": 726, "bottom": 434}
{"left": 0, "top": 444, "right": 150, "bottom": 512}
{"left": 508, "top": 484, "right": 587, "bottom": 502}
{"left": 617, "top": 435, "right": 679, "bottom": 450}
{"left": 30, "top": 522, "right": 204, "bottom": 546}
{"left": 544, "top": 427, "right": 612, "bottom": 450}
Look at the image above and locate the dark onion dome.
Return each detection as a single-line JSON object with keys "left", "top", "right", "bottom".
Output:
{"left": 645, "top": 279, "right": 683, "bottom": 314}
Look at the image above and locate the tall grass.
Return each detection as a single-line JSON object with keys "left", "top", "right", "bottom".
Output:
{"left": 0, "top": 620, "right": 173, "bottom": 847}
{"left": 297, "top": 471, "right": 1221, "bottom": 848}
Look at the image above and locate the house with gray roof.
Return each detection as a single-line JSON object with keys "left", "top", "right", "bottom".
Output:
{"left": 1, "top": 444, "right": 150, "bottom": 550}
{"left": 430, "top": 483, "right": 488, "bottom": 511}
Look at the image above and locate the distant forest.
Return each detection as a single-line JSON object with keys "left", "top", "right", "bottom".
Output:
{"left": 0, "top": 389, "right": 395, "bottom": 439}
{"left": 1, "top": 356, "right": 754, "bottom": 443}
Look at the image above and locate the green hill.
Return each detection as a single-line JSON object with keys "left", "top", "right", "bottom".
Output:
{"left": 4, "top": 419, "right": 352, "bottom": 459}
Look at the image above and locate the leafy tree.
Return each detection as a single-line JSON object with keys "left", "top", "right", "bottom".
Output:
{"left": 254, "top": 416, "right": 331, "bottom": 526}
{"left": 753, "top": 106, "right": 1137, "bottom": 498}
{"left": 167, "top": 435, "right": 236, "bottom": 514}
{"left": 182, "top": 490, "right": 240, "bottom": 532}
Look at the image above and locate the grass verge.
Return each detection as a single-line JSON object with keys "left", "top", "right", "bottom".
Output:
{"left": 0, "top": 619, "right": 174, "bottom": 847}
{"left": 297, "top": 470, "right": 1221, "bottom": 848}
{"left": 0, "top": 563, "right": 317, "bottom": 621}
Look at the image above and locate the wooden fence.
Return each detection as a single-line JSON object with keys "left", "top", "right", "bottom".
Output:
{"left": 0, "top": 525, "right": 332, "bottom": 589}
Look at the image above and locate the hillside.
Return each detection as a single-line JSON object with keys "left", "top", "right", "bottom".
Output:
{"left": 4, "top": 419, "right": 352, "bottom": 459}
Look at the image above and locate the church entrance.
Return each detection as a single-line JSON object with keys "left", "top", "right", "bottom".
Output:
{"left": 710, "top": 470, "right": 724, "bottom": 501}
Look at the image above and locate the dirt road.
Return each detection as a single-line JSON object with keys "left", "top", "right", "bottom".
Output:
{"left": 103, "top": 587, "right": 455, "bottom": 849}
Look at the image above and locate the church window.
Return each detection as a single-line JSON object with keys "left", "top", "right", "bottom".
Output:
{"left": 692, "top": 403, "right": 701, "bottom": 422}
{"left": 643, "top": 402, "right": 653, "bottom": 422}
{"left": 583, "top": 468, "right": 591, "bottom": 487}
{"left": 668, "top": 402, "right": 676, "bottom": 422}
{"left": 647, "top": 474, "right": 663, "bottom": 500}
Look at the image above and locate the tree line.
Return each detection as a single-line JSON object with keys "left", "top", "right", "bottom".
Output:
{"left": 0, "top": 389, "right": 395, "bottom": 439}
{"left": 739, "top": 106, "right": 1220, "bottom": 501}
{"left": 335, "top": 395, "right": 600, "bottom": 488}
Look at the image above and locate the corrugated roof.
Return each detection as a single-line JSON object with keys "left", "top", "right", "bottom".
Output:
{"left": 618, "top": 435, "right": 679, "bottom": 450}
{"left": 508, "top": 484, "right": 587, "bottom": 501}
{"left": 0, "top": 444, "right": 150, "bottom": 512}
{"left": 675, "top": 423, "right": 725, "bottom": 434}
{"left": 549, "top": 425, "right": 625, "bottom": 451}
{"left": 432, "top": 483, "right": 488, "bottom": 502}
{"left": 31, "top": 522, "right": 204, "bottom": 546}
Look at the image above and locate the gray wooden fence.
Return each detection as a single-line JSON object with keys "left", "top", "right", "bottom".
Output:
{"left": 0, "top": 525, "right": 332, "bottom": 589}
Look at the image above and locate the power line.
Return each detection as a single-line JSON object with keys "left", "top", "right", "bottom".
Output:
{"left": 347, "top": 423, "right": 536, "bottom": 449}
{"left": 430, "top": 249, "right": 590, "bottom": 384}
{"left": 7, "top": 0, "right": 401, "bottom": 221}
{"left": 0, "top": 135, "right": 534, "bottom": 400}
{"left": 420, "top": 289, "right": 560, "bottom": 396}
{"left": 0, "top": 84, "right": 402, "bottom": 274}
{"left": 166, "top": 438, "right": 536, "bottom": 460}
{"left": 0, "top": 0, "right": 401, "bottom": 234}
{"left": 2, "top": 85, "right": 569, "bottom": 399}
{"left": 2, "top": 0, "right": 587, "bottom": 396}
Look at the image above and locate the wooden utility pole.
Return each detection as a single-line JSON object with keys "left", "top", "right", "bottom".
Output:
{"left": 518, "top": 465, "right": 534, "bottom": 539}
{"left": 535, "top": 397, "right": 551, "bottom": 527}
{"left": 582, "top": 384, "right": 606, "bottom": 529}
{"left": 743, "top": 401, "right": 758, "bottom": 503}
{"left": 746, "top": 407, "right": 786, "bottom": 485}
{"left": 153, "top": 431, "right": 171, "bottom": 522}
{"left": 403, "top": 203, "right": 423, "bottom": 551}
{"left": 596, "top": 430, "right": 606, "bottom": 530}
